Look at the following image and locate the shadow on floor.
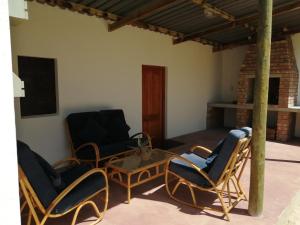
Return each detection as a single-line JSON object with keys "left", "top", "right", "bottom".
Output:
{"left": 265, "top": 158, "right": 300, "bottom": 164}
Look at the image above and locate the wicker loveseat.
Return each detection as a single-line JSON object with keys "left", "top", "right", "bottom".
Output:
{"left": 66, "top": 109, "right": 151, "bottom": 167}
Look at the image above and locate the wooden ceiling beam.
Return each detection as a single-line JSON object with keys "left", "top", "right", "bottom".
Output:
{"left": 192, "top": 0, "right": 235, "bottom": 22}
{"left": 175, "top": 1, "right": 300, "bottom": 45}
{"left": 108, "top": 0, "right": 178, "bottom": 32}
{"left": 33, "top": 0, "right": 219, "bottom": 47}
{"left": 213, "top": 26, "right": 300, "bottom": 52}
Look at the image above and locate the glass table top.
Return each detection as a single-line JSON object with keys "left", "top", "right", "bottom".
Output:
{"left": 107, "top": 148, "right": 172, "bottom": 173}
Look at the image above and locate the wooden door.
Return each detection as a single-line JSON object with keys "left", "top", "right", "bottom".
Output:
{"left": 142, "top": 65, "right": 165, "bottom": 147}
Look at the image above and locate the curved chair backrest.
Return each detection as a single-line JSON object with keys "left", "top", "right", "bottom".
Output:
{"left": 17, "top": 141, "right": 58, "bottom": 210}
{"left": 207, "top": 130, "right": 247, "bottom": 184}
{"left": 230, "top": 127, "right": 252, "bottom": 178}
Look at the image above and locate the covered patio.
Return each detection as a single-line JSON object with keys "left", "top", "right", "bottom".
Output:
{"left": 2, "top": 0, "right": 300, "bottom": 225}
{"left": 20, "top": 129, "right": 300, "bottom": 225}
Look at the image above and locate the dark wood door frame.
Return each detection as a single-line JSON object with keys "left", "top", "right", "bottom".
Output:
{"left": 142, "top": 65, "right": 166, "bottom": 147}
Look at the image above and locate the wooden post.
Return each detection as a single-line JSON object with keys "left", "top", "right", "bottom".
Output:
{"left": 248, "top": 0, "right": 273, "bottom": 216}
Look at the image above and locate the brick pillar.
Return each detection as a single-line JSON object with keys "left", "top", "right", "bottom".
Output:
{"left": 236, "top": 65, "right": 251, "bottom": 127}
{"left": 236, "top": 109, "right": 251, "bottom": 127}
{"left": 276, "top": 112, "right": 295, "bottom": 141}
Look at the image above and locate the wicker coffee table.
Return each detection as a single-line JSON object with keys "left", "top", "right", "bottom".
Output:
{"left": 106, "top": 148, "right": 172, "bottom": 203}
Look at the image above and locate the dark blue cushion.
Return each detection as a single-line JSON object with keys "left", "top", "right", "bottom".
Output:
{"left": 168, "top": 129, "right": 248, "bottom": 188}
{"left": 98, "top": 110, "right": 130, "bottom": 142}
{"left": 66, "top": 112, "right": 99, "bottom": 148}
{"left": 169, "top": 153, "right": 211, "bottom": 187}
{"left": 240, "top": 127, "right": 252, "bottom": 137}
{"left": 210, "top": 139, "right": 225, "bottom": 155}
{"left": 18, "top": 141, "right": 106, "bottom": 214}
{"left": 74, "top": 144, "right": 98, "bottom": 160}
{"left": 106, "top": 117, "right": 130, "bottom": 142}
{"left": 53, "top": 171, "right": 105, "bottom": 214}
{"left": 206, "top": 127, "right": 251, "bottom": 167}
{"left": 75, "top": 139, "right": 137, "bottom": 159}
{"left": 78, "top": 118, "right": 108, "bottom": 145}
{"left": 207, "top": 129, "right": 246, "bottom": 182}
{"left": 58, "top": 164, "right": 92, "bottom": 189}
{"left": 33, "top": 152, "right": 63, "bottom": 188}
{"left": 17, "top": 141, "right": 58, "bottom": 208}
{"left": 67, "top": 109, "right": 135, "bottom": 162}
{"left": 100, "top": 139, "right": 135, "bottom": 157}
{"left": 97, "top": 109, "right": 128, "bottom": 128}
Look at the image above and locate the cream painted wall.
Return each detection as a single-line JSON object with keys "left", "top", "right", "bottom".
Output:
{"left": 11, "top": 2, "right": 221, "bottom": 163}
{"left": 220, "top": 34, "right": 300, "bottom": 136}
{"left": 220, "top": 46, "right": 247, "bottom": 103}
{"left": 219, "top": 46, "right": 247, "bottom": 128}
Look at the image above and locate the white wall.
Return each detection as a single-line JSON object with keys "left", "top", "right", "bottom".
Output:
{"left": 219, "top": 34, "right": 300, "bottom": 137}
{"left": 220, "top": 46, "right": 247, "bottom": 102}
{"left": 11, "top": 2, "right": 221, "bottom": 163}
{"left": 0, "top": 0, "right": 21, "bottom": 223}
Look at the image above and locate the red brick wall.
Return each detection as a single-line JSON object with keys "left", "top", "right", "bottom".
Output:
{"left": 236, "top": 39, "right": 299, "bottom": 141}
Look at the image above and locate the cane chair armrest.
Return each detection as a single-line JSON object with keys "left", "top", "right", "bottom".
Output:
{"left": 52, "top": 158, "right": 80, "bottom": 169}
{"left": 167, "top": 155, "right": 216, "bottom": 188}
{"left": 45, "top": 168, "right": 108, "bottom": 215}
{"left": 75, "top": 143, "right": 100, "bottom": 167}
{"left": 190, "top": 145, "right": 213, "bottom": 154}
{"left": 130, "top": 132, "right": 152, "bottom": 148}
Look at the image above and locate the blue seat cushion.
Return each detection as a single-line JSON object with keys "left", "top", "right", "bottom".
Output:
{"left": 75, "top": 139, "right": 138, "bottom": 159}
{"left": 169, "top": 153, "right": 211, "bottom": 188}
{"left": 53, "top": 169, "right": 106, "bottom": 214}
{"left": 100, "top": 139, "right": 137, "bottom": 157}
{"left": 171, "top": 153, "right": 208, "bottom": 170}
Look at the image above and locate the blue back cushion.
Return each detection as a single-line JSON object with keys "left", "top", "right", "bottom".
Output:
{"left": 98, "top": 110, "right": 130, "bottom": 142}
{"left": 207, "top": 130, "right": 246, "bottom": 182}
{"left": 78, "top": 118, "right": 108, "bottom": 145}
{"left": 17, "top": 141, "right": 58, "bottom": 208}
{"left": 66, "top": 112, "right": 99, "bottom": 148}
{"left": 206, "top": 127, "right": 252, "bottom": 169}
{"left": 205, "top": 139, "right": 224, "bottom": 168}
{"left": 240, "top": 127, "right": 252, "bottom": 137}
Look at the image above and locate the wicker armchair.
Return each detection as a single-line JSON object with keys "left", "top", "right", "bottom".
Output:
{"left": 17, "top": 141, "right": 108, "bottom": 225}
{"left": 165, "top": 128, "right": 252, "bottom": 221}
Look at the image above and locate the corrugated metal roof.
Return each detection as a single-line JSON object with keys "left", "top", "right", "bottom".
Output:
{"left": 203, "top": 26, "right": 255, "bottom": 44}
{"left": 143, "top": 1, "right": 225, "bottom": 34}
{"left": 53, "top": 0, "right": 300, "bottom": 48}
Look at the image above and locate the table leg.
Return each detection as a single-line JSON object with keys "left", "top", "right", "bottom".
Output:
{"left": 127, "top": 174, "right": 131, "bottom": 204}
